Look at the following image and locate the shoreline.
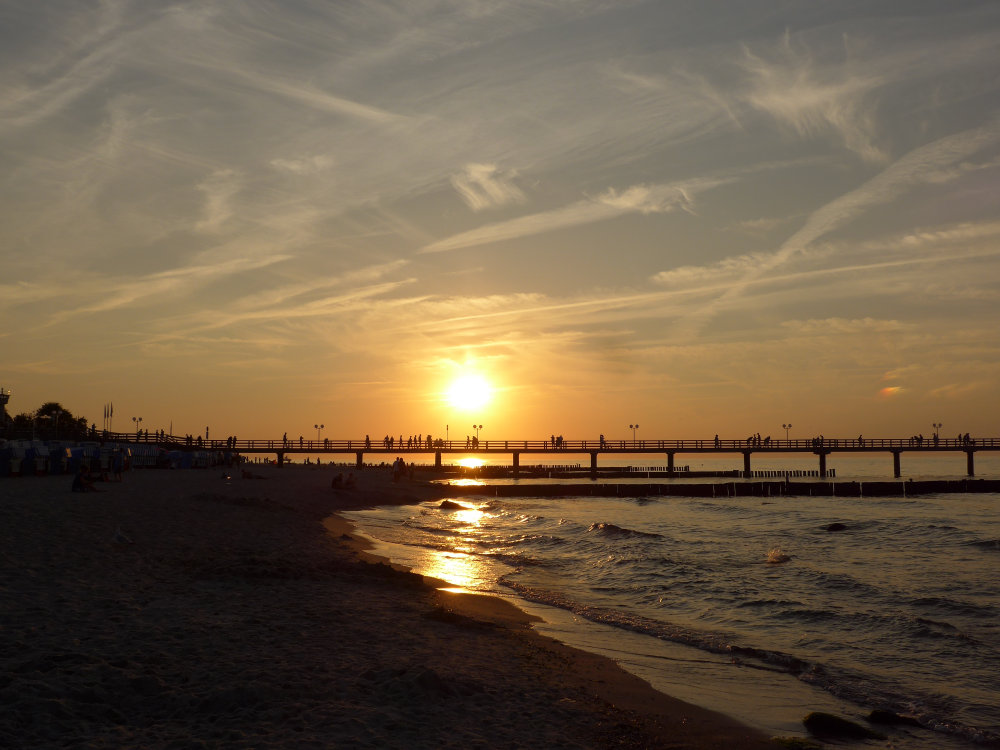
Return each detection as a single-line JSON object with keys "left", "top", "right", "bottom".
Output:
{"left": 1, "top": 467, "right": 782, "bottom": 748}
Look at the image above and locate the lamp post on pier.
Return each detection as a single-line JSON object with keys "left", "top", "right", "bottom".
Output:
{"left": 315, "top": 423, "right": 324, "bottom": 440}
{"left": 629, "top": 423, "right": 639, "bottom": 446}
{"left": 932, "top": 422, "right": 942, "bottom": 439}
{"left": 132, "top": 416, "right": 143, "bottom": 438}
{"left": 782, "top": 423, "right": 792, "bottom": 441}
{"left": 473, "top": 424, "right": 482, "bottom": 440}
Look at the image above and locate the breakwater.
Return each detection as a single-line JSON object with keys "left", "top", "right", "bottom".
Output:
{"left": 433, "top": 478, "right": 1000, "bottom": 498}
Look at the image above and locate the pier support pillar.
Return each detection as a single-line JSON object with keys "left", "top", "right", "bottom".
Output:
{"left": 743, "top": 451, "right": 751, "bottom": 476}
{"left": 277, "top": 452, "right": 284, "bottom": 468}
{"left": 435, "top": 451, "right": 442, "bottom": 468}
{"left": 513, "top": 452, "right": 520, "bottom": 478}
{"left": 590, "top": 452, "right": 598, "bottom": 480}
{"left": 355, "top": 451, "right": 363, "bottom": 469}
{"left": 818, "top": 452, "right": 827, "bottom": 479}
{"left": 967, "top": 450, "right": 975, "bottom": 477}
{"left": 667, "top": 452, "right": 675, "bottom": 475}
{"left": 892, "top": 450, "right": 901, "bottom": 478}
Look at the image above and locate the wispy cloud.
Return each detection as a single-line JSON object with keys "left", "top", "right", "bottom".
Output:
{"left": 781, "top": 318, "right": 907, "bottom": 335}
{"left": 450, "top": 163, "right": 525, "bottom": 211}
{"left": 739, "top": 30, "right": 888, "bottom": 163}
{"left": 673, "top": 120, "right": 1000, "bottom": 337}
{"left": 39, "top": 254, "right": 293, "bottom": 327}
{"left": 421, "top": 178, "right": 729, "bottom": 253}
{"left": 195, "top": 170, "right": 241, "bottom": 233}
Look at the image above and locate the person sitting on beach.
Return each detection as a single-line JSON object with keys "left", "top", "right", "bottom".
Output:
{"left": 71, "top": 465, "right": 101, "bottom": 493}
{"left": 331, "top": 472, "right": 344, "bottom": 488}
{"left": 344, "top": 472, "right": 356, "bottom": 488}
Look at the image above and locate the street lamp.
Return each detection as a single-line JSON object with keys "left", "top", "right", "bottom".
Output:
{"left": 315, "top": 423, "right": 325, "bottom": 440}
{"left": 473, "top": 424, "right": 482, "bottom": 440}
{"left": 132, "top": 416, "right": 143, "bottom": 436}
{"left": 629, "top": 423, "right": 639, "bottom": 445}
{"left": 782, "top": 423, "right": 792, "bottom": 440}
{"left": 932, "top": 422, "right": 942, "bottom": 439}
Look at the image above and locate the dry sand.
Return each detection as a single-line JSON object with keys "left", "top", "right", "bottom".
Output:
{"left": 0, "top": 465, "right": 781, "bottom": 748}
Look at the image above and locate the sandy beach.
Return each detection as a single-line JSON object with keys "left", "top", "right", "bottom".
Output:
{"left": 0, "top": 466, "right": 780, "bottom": 749}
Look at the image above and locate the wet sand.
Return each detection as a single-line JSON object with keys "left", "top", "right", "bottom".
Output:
{"left": 0, "top": 466, "right": 780, "bottom": 748}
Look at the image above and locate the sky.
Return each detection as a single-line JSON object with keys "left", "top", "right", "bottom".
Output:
{"left": 2, "top": 0, "right": 999, "bottom": 443}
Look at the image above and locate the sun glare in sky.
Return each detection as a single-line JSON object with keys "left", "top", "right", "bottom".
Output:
{"left": 446, "top": 375, "right": 493, "bottom": 411}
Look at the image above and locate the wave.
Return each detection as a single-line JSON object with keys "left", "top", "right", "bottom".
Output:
{"left": 507, "top": 532, "right": 568, "bottom": 549}
{"left": 910, "top": 596, "right": 998, "bottom": 619}
{"left": 586, "top": 522, "right": 662, "bottom": 539}
{"left": 483, "top": 551, "right": 548, "bottom": 568}
{"left": 969, "top": 538, "right": 1000, "bottom": 551}
{"left": 499, "top": 574, "right": 1000, "bottom": 747}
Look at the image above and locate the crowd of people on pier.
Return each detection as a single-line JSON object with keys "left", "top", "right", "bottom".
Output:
{"left": 379, "top": 434, "right": 441, "bottom": 450}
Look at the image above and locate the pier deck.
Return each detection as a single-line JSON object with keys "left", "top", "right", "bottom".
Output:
{"left": 97, "top": 433, "right": 999, "bottom": 479}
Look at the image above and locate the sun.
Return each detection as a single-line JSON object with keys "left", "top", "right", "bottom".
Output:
{"left": 446, "top": 375, "right": 492, "bottom": 411}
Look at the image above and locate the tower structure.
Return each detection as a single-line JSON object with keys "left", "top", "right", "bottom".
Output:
{"left": 0, "top": 386, "right": 10, "bottom": 429}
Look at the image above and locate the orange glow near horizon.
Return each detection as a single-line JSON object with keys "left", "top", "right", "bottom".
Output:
{"left": 457, "top": 457, "right": 486, "bottom": 468}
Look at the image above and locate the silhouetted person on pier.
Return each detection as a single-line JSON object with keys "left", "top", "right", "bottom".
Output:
{"left": 365, "top": 435, "right": 371, "bottom": 449}
{"left": 714, "top": 435, "right": 720, "bottom": 447}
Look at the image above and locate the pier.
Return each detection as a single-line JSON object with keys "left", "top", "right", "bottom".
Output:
{"left": 98, "top": 433, "right": 999, "bottom": 479}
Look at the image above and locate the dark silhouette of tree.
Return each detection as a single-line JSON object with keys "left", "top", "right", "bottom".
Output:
{"left": 6, "top": 401, "right": 89, "bottom": 440}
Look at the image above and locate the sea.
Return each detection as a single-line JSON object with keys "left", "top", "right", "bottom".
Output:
{"left": 341, "top": 453, "right": 1000, "bottom": 748}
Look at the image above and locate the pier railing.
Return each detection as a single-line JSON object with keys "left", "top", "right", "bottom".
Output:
{"left": 90, "top": 433, "right": 998, "bottom": 453}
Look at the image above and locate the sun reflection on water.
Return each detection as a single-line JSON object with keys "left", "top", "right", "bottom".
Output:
{"left": 452, "top": 508, "right": 485, "bottom": 525}
{"left": 420, "top": 550, "right": 487, "bottom": 590}
{"left": 417, "top": 501, "right": 494, "bottom": 590}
